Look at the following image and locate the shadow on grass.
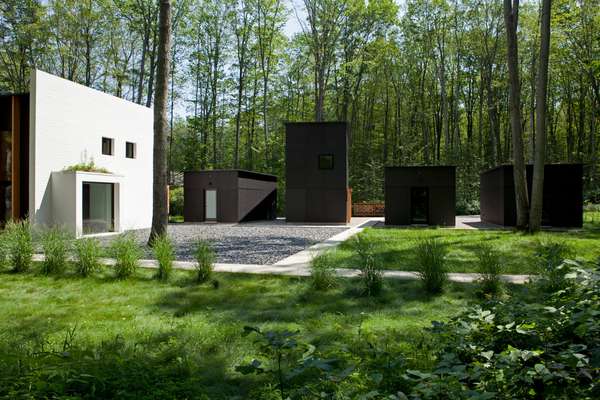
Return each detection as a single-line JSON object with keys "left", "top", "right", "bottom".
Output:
{"left": 154, "top": 273, "right": 478, "bottom": 325}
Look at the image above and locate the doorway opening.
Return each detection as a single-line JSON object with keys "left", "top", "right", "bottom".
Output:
{"left": 410, "top": 187, "right": 429, "bottom": 224}
{"left": 205, "top": 189, "right": 217, "bottom": 221}
{"left": 83, "top": 182, "right": 115, "bottom": 234}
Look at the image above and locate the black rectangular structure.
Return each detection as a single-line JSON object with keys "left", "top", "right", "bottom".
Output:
{"left": 385, "top": 166, "right": 456, "bottom": 226}
{"left": 285, "top": 122, "right": 351, "bottom": 223}
{"left": 480, "top": 164, "right": 583, "bottom": 227}
{"left": 184, "top": 170, "right": 277, "bottom": 223}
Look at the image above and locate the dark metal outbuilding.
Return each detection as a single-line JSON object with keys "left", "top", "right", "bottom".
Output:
{"left": 285, "top": 122, "right": 351, "bottom": 223}
{"left": 480, "top": 164, "right": 583, "bottom": 227}
{"left": 184, "top": 170, "right": 277, "bottom": 223}
{"left": 385, "top": 166, "right": 456, "bottom": 226}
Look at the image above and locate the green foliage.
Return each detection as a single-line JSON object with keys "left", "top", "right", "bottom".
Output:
{"left": 152, "top": 234, "right": 174, "bottom": 281}
{"left": 456, "top": 198, "right": 480, "bottom": 215}
{"left": 40, "top": 227, "right": 71, "bottom": 275}
{"left": 310, "top": 251, "right": 338, "bottom": 290}
{"left": 534, "top": 240, "right": 574, "bottom": 291}
{"left": 73, "top": 238, "right": 101, "bottom": 277}
{"left": 194, "top": 240, "right": 215, "bottom": 283}
{"left": 236, "top": 326, "right": 351, "bottom": 400}
{"left": 415, "top": 238, "right": 448, "bottom": 294}
{"left": 63, "top": 161, "right": 110, "bottom": 174}
{"left": 406, "top": 262, "right": 600, "bottom": 399}
{"left": 169, "top": 186, "right": 184, "bottom": 217}
{"left": 3, "top": 220, "right": 33, "bottom": 273}
{"left": 351, "top": 234, "right": 383, "bottom": 296}
{"left": 476, "top": 243, "right": 503, "bottom": 295}
{"left": 110, "top": 234, "right": 141, "bottom": 279}
{"left": 0, "top": 230, "right": 7, "bottom": 270}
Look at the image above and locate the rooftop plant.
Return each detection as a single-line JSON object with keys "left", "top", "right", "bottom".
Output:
{"left": 63, "top": 161, "right": 110, "bottom": 174}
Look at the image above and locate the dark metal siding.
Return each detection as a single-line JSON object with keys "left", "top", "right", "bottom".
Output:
{"left": 479, "top": 164, "right": 583, "bottom": 227}
{"left": 385, "top": 166, "right": 456, "bottom": 226}
{"left": 285, "top": 122, "right": 350, "bottom": 223}
{"left": 184, "top": 170, "right": 277, "bottom": 223}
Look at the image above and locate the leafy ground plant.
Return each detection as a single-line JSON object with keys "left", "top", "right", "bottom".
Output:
{"left": 310, "top": 250, "right": 338, "bottom": 290}
{"left": 40, "top": 227, "right": 71, "bottom": 275}
{"left": 415, "top": 237, "right": 448, "bottom": 294}
{"left": 152, "top": 234, "right": 174, "bottom": 281}
{"left": 534, "top": 240, "right": 574, "bottom": 291}
{"left": 194, "top": 240, "right": 215, "bottom": 283}
{"left": 4, "top": 220, "right": 33, "bottom": 272}
{"left": 352, "top": 234, "right": 383, "bottom": 296}
{"left": 476, "top": 242, "right": 503, "bottom": 295}
{"left": 73, "top": 237, "right": 102, "bottom": 277}
{"left": 110, "top": 234, "right": 141, "bottom": 279}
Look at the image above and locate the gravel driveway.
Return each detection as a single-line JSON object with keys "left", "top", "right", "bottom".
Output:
{"left": 98, "top": 222, "right": 347, "bottom": 265}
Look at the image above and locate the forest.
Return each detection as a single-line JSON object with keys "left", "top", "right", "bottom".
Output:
{"left": 1, "top": 0, "right": 599, "bottom": 211}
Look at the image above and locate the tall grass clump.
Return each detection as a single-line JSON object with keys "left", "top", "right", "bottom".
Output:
{"left": 534, "top": 240, "right": 574, "bottom": 291}
{"left": 352, "top": 234, "right": 383, "bottom": 296}
{"left": 475, "top": 242, "right": 503, "bottom": 295}
{"left": 152, "top": 234, "right": 174, "bottom": 281}
{"left": 0, "top": 230, "right": 7, "bottom": 270}
{"left": 415, "top": 238, "right": 448, "bottom": 294}
{"left": 194, "top": 240, "right": 215, "bottom": 283}
{"left": 310, "top": 251, "right": 338, "bottom": 290}
{"left": 110, "top": 234, "right": 141, "bottom": 279}
{"left": 40, "top": 227, "right": 71, "bottom": 275}
{"left": 73, "top": 238, "right": 101, "bottom": 277}
{"left": 4, "top": 220, "right": 33, "bottom": 273}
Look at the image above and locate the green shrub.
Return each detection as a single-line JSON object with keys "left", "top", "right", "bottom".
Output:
{"left": 0, "top": 230, "right": 7, "bottom": 270}
{"left": 152, "top": 234, "right": 174, "bottom": 281}
{"left": 169, "top": 186, "right": 184, "bottom": 217}
{"left": 194, "top": 240, "right": 215, "bottom": 283}
{"left": 40, "top": 227, "right": 71, "bottom": 275}
{"left": 110, "top": 234, "right": 142, "bottom": 279}
{"left": 4, "top": 220, "right": 34, "bottom": 273}
{"left": 352, "top": 235, "right": 383, "bottom": 296}
{"left": 475, "top": 242, "right": 503, "bottom": 295}
{"left": 415, "top": 238, "right": 448, "bottom": 294}
{"left": 73, "top": 238, "right": 102, "bottom": 277}
{"left": 310, "top": 251, "right": 338, "bottom": 290}
{"left": 534, "top": 240, "right": 574, "bottom": 291}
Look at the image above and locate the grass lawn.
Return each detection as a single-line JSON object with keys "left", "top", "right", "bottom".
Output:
{"left": 329, "top": 211, "right": 600, "bottom": 274}
{"left": 0, "top": 266, "right": 514, "bottom": 398}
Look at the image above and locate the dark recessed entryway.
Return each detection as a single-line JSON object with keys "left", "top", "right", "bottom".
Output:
{"left": 385, "top": 166, "right": 456, "bottom": 226}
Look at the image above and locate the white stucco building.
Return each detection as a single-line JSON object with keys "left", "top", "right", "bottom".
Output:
{"left": 1, "top": 70, "right": 153, "bottom": 237}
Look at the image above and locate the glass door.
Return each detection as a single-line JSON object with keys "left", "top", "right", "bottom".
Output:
{"left": 410, "top": 187, "right": 429, "bottom": 224}
{"left": 82, "top": 182, "right": 114, "bottom": 234}
{"left": 205, "top": 190, "right": 217, "bottom": 221}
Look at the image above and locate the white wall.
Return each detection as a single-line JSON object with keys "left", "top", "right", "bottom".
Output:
{"left": 29, "top": 70, "right": 153, "bottom": 233}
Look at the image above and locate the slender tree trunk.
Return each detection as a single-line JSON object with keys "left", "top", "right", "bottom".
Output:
{"left": 149, "top": 0, "right": 172, "bottom": 244}
{"left": 529, "top": 0, "right": 552, "bottom": 232}
{"left": 504, "top": 0, "right": 529, "bottom": 229}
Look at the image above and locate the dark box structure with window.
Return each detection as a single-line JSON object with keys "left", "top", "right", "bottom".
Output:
{"left": 285, "top": 122, "right": 351, "bottom": 223}
{"left": 184, "top": 170, "right": 277, "bottom": 223}
{"left": 384, "top": 166, "right": 456, "bottom": 226}
{"left": 480, "top": 164, "right": 583, "bottom": 227}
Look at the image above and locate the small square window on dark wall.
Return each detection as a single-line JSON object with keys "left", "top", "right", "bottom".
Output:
{"left": 126, "top": 142, "right": 136, "bottom": 159}
{"left": 102, "top": 137, "right": 114, "bottom": 156}
{"left": 318, "top": 154, "right": 334, "bottom": 170}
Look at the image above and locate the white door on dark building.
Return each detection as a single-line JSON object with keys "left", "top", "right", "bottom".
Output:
{"left": 205, "top": 190, "right": 217, "bottom": 221}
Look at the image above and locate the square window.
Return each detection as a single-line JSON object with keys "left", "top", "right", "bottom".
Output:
{"left": 126, "top": 142, "right": 136, "bottom": 159}
{"left": 318, "top": 154, "right": 334, "bottom": 170}
{"left": 102, "top": 137, "right": 114, "bottom": 156}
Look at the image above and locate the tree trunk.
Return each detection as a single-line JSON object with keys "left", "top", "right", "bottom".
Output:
{"left": 149, "top": 0, "right": 172, "bottom": 244}
{"left": 529, "top": 0, "right": 552, "bottom": 232}
{"left": 503, "top": 0, "right": 529, "bottom": 229}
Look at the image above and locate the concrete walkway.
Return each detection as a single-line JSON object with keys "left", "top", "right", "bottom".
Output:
{"left": 31, "top": 214, "right": 532, "bottom": 284}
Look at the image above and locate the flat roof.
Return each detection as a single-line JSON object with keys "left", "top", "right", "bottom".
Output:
{"left": 184, "top": 169, "right": 277, "bottom": 182}
{"left": 481, "top": 163, "right": 584, "bottom": 175}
